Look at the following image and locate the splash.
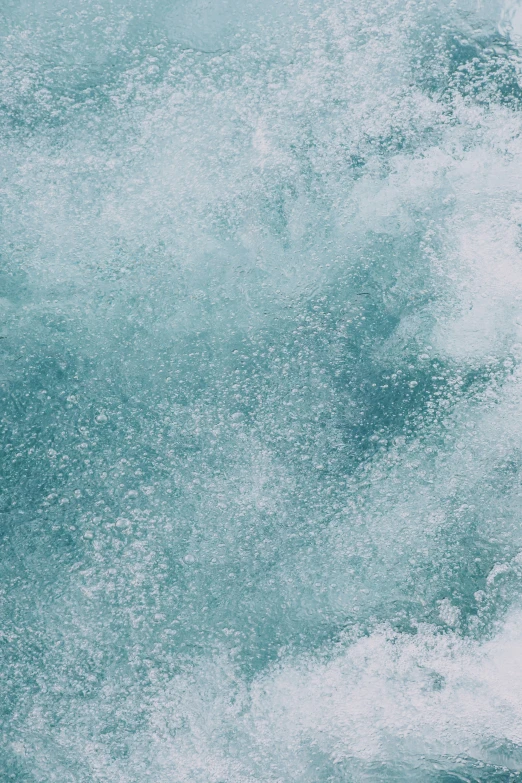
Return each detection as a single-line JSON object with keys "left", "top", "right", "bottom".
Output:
{"left": 2, "top": 0, "right": 522, "bottom": 780}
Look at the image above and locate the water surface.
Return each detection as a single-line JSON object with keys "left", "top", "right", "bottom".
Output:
{"left": 3, "top": 0, "right": 522, "bottom": 780}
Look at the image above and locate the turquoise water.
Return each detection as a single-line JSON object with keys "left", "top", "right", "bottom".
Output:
{"left": 3, "top": 0, "right": 522, "bottom": 780}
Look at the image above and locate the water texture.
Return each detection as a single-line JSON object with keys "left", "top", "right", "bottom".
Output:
{"left": 3, "top": 0, "right": 522, "bottom": 780}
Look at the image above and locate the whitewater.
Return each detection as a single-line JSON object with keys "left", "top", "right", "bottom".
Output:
{"left": 3, "top": 0, "right": 522, "bottom": 780}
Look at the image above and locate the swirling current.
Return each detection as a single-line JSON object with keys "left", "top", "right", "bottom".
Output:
{"left": 4, "top": 0, "right": 522, "bottom": 780}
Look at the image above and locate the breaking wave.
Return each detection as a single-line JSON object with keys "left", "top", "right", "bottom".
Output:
{"left": 3, "top": 0, "right": 522, "bottom": 780}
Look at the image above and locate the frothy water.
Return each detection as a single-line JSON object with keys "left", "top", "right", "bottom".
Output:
{"left": 3, "top": 0, "right": 522, "bottom": 780}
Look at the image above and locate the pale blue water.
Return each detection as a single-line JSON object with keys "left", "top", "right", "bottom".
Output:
{"left": 3, "top": 0, "right": 522, "bottom": 780}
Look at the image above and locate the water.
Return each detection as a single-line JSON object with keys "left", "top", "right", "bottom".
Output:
{"left": 2, "top": 0, "right": 522, "bottom": 780}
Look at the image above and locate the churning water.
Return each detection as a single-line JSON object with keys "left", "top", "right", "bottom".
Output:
{"left": 4, "top": 0, "right": 522, "bottom": 780}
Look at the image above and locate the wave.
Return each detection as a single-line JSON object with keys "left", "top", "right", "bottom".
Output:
{"left": 2, "top": 0, "right": 522, "bottom": 780}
